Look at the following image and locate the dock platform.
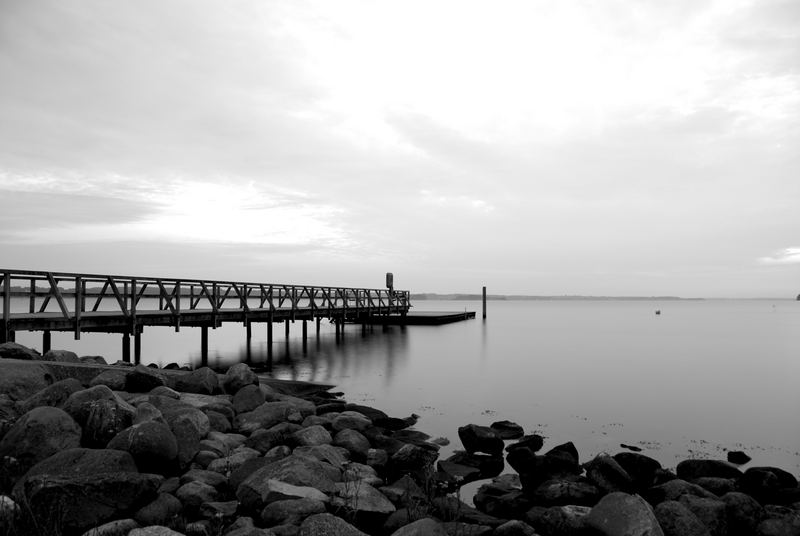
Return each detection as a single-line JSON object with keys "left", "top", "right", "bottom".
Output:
{"left": 356, "top": 310, "right": 476, "bottom": 326}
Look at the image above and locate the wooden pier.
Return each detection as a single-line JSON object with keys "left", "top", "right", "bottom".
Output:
{"left": 0, "top": 269, "right": 410, "bottom": 362}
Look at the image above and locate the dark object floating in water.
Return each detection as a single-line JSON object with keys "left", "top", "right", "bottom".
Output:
{"left": 620, "top": 443, "right": 643, "bottom": 452}
{"left": 655, "top": 310, "right": 661, "bottom": 315}
{"left": 727, "top": 450, "right": 751, "bottom": 465}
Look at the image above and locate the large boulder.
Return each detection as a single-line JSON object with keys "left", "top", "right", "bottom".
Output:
{"left": 458, "top": 424, "right": 504, "bottom": 456}
{"left": 107, "top": 421, "right": 179, "bottom": 475}
{"left": 159, "top": 404, "right": 210, "bottom": 469}
{"left": 654, "top": 501, "right": 710, "bottom": 536}
{"left": 0, "top": 406, "right": 81, "bottom": 473}
{"left": 720, "top": 492, "right": 764, "bottom": 536}
{"left": 585, "top": 492, "right": 664, "bottom": 536}
{"left": 233, "top": 384, "right": 266, "bottom": 414}
{"left": 19, "top": 472, "right": 162, "bottom": 535}
{"left": 491, "top": 420, "right": 525, "bottom": 440}
{"left": 0, "top": 342, "right": 41, "bottom": 360}
{"left": 41, "top": 349, "right": 80, "bottom": 363}
{"left": 134, "top": 493, "right": 184, "bottom": 527}
{"left": 299, "top": 512, "right": 369, "bottom": 536}
{"left": 126, "top": 365, "right": 168, "bottom": 392}
{"left": 223, "top": 363, "right": 259, "bottom": 395}
{"left": 90, "top": 369, "right": 129, "bottom": 391}
{"left": 330, "top": 481, "right": 395, "bottom": 515}
{"left": 17, "top": 377, "right": 83, "bottom": 413}
{"left": 678, "top": 495, "right": 727, "bottom": 536}
{"left": 584, "top": 453, "right": 634, "bottom": 494}
{"left": 237, "top": 454, "right": 340, "bottom": 511}
{"left": 676, "top": 459, "right": 742, "bottom": 481}
{"left": 235, "top": 401, "right": 300, "bottom": 434}
{"left": 0, "top": 361, "right": 54, "bottom": 400}
{"left": 62, "top": 385, "right": 137, "bottom": 448}
{"left": 614, "top": 452, "right": 663, "bottom": 491}
{"left": 174, "top": 367, "right": 219, "bottom": 395}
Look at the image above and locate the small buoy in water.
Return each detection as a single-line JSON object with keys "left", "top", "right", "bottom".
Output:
{"left": 655, "top": 310, "right": 661, "bottom": 315}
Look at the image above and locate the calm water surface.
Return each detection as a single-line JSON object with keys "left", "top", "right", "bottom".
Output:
{"left": 14, "top": 299, "right": 800, "bottom": 476}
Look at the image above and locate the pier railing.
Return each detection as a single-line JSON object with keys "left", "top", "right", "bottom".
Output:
{"left": 0, "top": 269, "right": 411, "bottom": 343}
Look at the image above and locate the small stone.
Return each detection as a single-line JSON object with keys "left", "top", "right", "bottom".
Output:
{"left": 726, "top": 450, "right": 751, "bottom": 465}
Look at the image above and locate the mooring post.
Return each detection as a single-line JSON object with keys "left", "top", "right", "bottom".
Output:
{"left": 122, "top": 332, "right": 131, "bottom": 363}
{"left": 482, "top": 286, "right": 487, "bottom": 320}
{"left": 43, "top": 331, "right": 51, "bottom": 354}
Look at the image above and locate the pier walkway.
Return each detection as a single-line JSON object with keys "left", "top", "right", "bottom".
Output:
{"left": 1, "top": 269, "right": 410, "bottom": 362}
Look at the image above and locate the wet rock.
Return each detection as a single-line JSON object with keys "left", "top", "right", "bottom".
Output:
{"left": 129, "top": 527, "right": 185, "bottom": 536}
{"left": 458, "top": 424, "right": 504, "bottom": 456}
{"left": 298, "top": 513, "right": 368, "bottom": 536}
{"left": 18, "top": 377, "right": 83, "bottom": 413}
{"left": 245, "top": 422, "right": 303, "bottom": 453}
{"left": 721, "top": 491, "right": 764, "bottom": 536}
{"left": 176, "top": 480, "right": 219, "bottom": 508}
{"left": 205, "top": 410, "right": 231, "bottom": 433}
{"left": 42, "top": 349, "right": 80, "bottom": 362}
{"left": 0, "top": 341, "right": 41, "bottom": 360}
{"left": 693, "top": 477, "right": 735, "bottom": 497}
{"left": 198, "top": 500, "right": 238, "bottom": 520}
{"left": 676, "top": 459, "right": 742, "bottom": 481}
{"left": 237, "top": 454, "right": 340, "bottom": 510}
{"left": 379, "top": 475, "right": 428, "bottom": 507}
{"left": 90, "top": 369, "right": 130, "bottom": 391}
{"left": 332, "top": 411, "right": 372, "bottom": 433}
{"left": 174, "top": 367, "right": 219, "bottom": 395}
{"left": 63, "top": 385, "right": 135, "bottom": 429}
{"left": 505, "top": 434, "right": 544, "bottom": 454}
{"left": 134, "top": 493, "right": 184, "bottom": 527}
{"left": 441, "top": 522, "right": 494, "bottom": 536}
{"left": 445, "top": 451, "right": 505, "bottom": 479}
{"left": 135, "top": 402, "right": 167, "bottom": 425}
{"left": 150, "top": 386, "right": 181, "bottom": 399}
{"left": 491, "top": 420, "right": 524, "bottom": 440}
{"left": 584, "top": 453, "right": 634, "bottom": 494}
{"left": 473, "top": 474, "right": 530, "bottom": 519}
{"left": 678, "top": 495, "right": 727, "bottom": 536}
{"left": 207, "top": 447, "right": 261, "bottom": 475}
{"left": 180, "top": 468, "right": 227, "bottom": 489}
{"left": 437, "top": 459, "right": 481, "bottom": 486}
{"left": 0, "top": 406, "right": 81, "bottom": 472}
{"left": 585, "top": 492, "right": 664, "bottom": 536}
{"left": 107, "top": 421, "right": 179, "bottom": 474}
{"left": 80, "top": 355, "right": 108, "bottom": 365}
{"left": 223, "top": 363, "right": 259, "bottom": 395}
{"left": 260, "top": 497, "right": 326, "bottom": 526}
{"left": 83, "top": 397, "right": 138, "bottom": 447}
{"left": 366, "top": 448, "right": 389, "bottom": 469}
{"left": 126, "top": 364, "right": 168, "bottom": 392}
{"left": 294, "top": 444, "right": 349, "bottom": 469}
{"left": 162, "top": 406, "right": 210, "bottom": 469}
{"left": 727, "top": 450, "right": 751, "bottom": 465}
{"left": 0, "top": 397, "right": 18, "bottom": 442}
{"left": 654, "top": 500, "right": 710, "bottom": 536}
{"left": 431, "top": 495, "right": 506, "bottom": 527}
{"left": 389, "top": 442, "right": 439, "bottom": 480}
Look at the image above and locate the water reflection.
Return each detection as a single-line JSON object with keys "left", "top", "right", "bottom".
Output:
{"left": 200, "top": 324, "right": 410, "bottom": 384}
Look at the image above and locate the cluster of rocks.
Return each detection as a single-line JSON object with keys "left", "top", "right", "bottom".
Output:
{"left": 1, "top": 341, "right": 799, "bottom": 536}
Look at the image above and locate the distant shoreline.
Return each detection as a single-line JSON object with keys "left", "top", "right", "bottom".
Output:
{"left": 411, "top": 293, "right": 701, "bottom": 301}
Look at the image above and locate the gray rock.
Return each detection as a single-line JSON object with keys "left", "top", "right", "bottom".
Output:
{"left": 331, "top": 412, "right": 372, "bottom": 433}
{"left": 654, "top": 500, "right": 710, "bottom": 536}
{"left": 235, "top": 402, "right": 300, "bottom": 434}
{"left": 150, "top": 386, "right": 181, "bottom": 399}
{"left": 614, "top": 452, "right": 663, "bottom": 490}
{"left": 585, "top": 492, "right": 664, "bottom": 536}
{"left": 129, "top": 527, "right": 186, "bottom": 536}
{"left": 223, "top": 363, "right": 259, "bottom": 395}
{"left": 333, "top": 428, "right": 371, "bottom": 459}
{"left": 720, "top": 492, "right": 764, "bottom": 536}
{"left": 490, "top": 420, "right": 524, "bottom": 440}
{"left": 492, "top": 520, "right": 539, "bottom": 536}
{"left": 678, "top": 495, "right": 727, "bottom": 536}
{"left": 693, "top": 477, "right": 735, "bottom": 497}
{"left": 260, "top": 498, "right": 326, "bottom": 526}
{"left": 526, "top": 504, "right": 591, "bottom": 536}
{"left": 81, "top": 518, "right": 141, "bottom": 536}
{"left": 18, "top": 378, "right": 83, "bottom": 413}
{"left": 243, "top": 478, "right": 329, "bottom": 509}
{"left": 0, "top": 360, "right": 54, "bottom": 400}
{"left": 458, "top": 424, "right": 504, "bottom": 456}
{"left": 676, "top": 459, "right": 742, "bottom": 481}
{"left": 107, "top": 421, "right": 179, "bottom": 474}
{"left": 126, "top": 364, "right": 168, "bottom": 392}
{"left": 176, "top": 480, "right": 219, "bottom": 508}
{"left": 134, "top": 493, "right": 183, "bottom": 527}
{"left": 207, "top": 447, "right": 261, "bottom": 475}
{"left": 80, "top": 355, "right": 108, "bottom": 365}
{"left": 245, "top": 422, "right": 303, "bottom": 453}
{"left": 42, "top": 349, "right": 80, "bottom": 362}
{"left": 291, "top": 425, "right": 332, "bottom": 447}
{"left": 298, "top": 513, "right": 368, "bottom": 536}
{"left": 174, "top": 367, "right": 219, "bottom": 395}
{"left": 0, "top": 342, "right": 41, "bottom": 360}
{"left": 645, "top": 479, "right": 719, "bottom": 505}
{"left": 198, "top": 500, "right": 238, "bottom": 520}
{"left": 205, "top": 410, "right": 232, "bottom": 433}
{"left": 331, "top": 481, "right": 396, "bottom": 514}
{"left": 294, "top": 444, "right": 349, "bottom": 469}
{"left": 20, "top": 472, "right": 162, "bottom": 534}
{"left": 379, "top": 474, "right": 427, "bottom": 507}
{"left": 180, "top": 468, "right": 227, "bottom": 488}
{"left": 532, "top": 478, "right": 600, "bottom": 506}
{"left": 585, "top": 453, "right": 634, "bottom": 494}
{"left": 233, "top": 384, "right": 266, "bottom": 414}
{"left": 90, "top": 369, "right": 129, "bottom": 391}
{"left": 237, "top": 454, "right": 340, "bottom": 510}
{"left": 390, "top": 518, "right": 447, "bottom": 536}
{"left": 366, "top": 448, "right": 388, "bottom": 469}
{"left": 0, "top": 406, "right": 81, "bottom": 472}
{"left": 135, "top": 402, "right": 167, "bottom": 425}
{"left": 441, "top": 522, "right": 493, "bottom": 535}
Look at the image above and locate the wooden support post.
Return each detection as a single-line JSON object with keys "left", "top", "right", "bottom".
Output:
{"left": 7, "top": 331, "right": 14, "bottom": 342}
{"left": 1, "top": 272, "right": 9, "bottom": 344}
{"left": 267, "top": 320, "right": 273, "bottom": 360}
{"left": 43, "top": 331, "right": 51, "bottom": 354}
{"left": 302, "top": 319, "right": 307, "bottom": 347}
{"left": 246, "top": 321, "right": 252, "bottom": 341}
{"left": 74, "top": 276, "right": 82, "bottom": 340}
{"left": 134, "top": 330, "right": 141, "bottom": 365}
{"left": 122, "top": 332, "right": 131, "bottom": 363}
{"left": 316, "top": 317, "right": 321, "bottom": 336}
{"left": 482, "top": 286, "right": 487, "bottom": 320}
{"left": 285, "top": 319, "right": 290, "bottom": 339}
{"left": 201, "top": 326, "right": 209, "bottom": 365}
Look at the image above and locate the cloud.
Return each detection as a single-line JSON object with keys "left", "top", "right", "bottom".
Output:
{"left": 758, "top": 248, "right": 800, "bottom": 265}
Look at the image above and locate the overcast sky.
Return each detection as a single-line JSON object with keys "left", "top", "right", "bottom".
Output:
{"left": 0, "top": 0, "right": 797, "bottom": 297}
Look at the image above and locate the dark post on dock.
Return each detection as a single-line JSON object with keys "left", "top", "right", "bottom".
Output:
{"left": 482, "top": 286, "right": 487, "bottom": 319}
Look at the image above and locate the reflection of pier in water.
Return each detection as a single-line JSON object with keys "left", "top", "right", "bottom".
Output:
{"left": 207, "top": 321, "right": 411, "bottom": 384}
{"left": 1, "top": 269, "right": 410, "bottom": 363}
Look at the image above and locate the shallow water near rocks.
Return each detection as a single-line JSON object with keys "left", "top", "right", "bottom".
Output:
{"left": 15, "top": 299, "right": 800, "bottom": 485}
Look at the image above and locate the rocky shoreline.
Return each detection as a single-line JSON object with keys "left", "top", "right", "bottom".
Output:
{"left": 1, "top": 341, "right": 799, "bottom": 536}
